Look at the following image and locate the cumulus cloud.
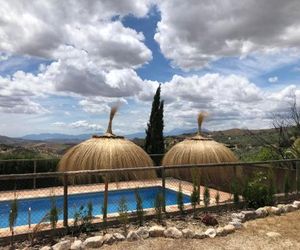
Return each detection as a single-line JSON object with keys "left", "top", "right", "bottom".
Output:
{"left": 268, "top": 76, "right": 278, "bottom": 83}
{"left": 53, "top": 120, "right": 103, "bottom": 131}
{"left": 155, "top": 0, "right": 300, "bottom": 69}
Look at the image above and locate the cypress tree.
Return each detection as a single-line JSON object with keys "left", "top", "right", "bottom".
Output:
{"left": 145, "top": 84, "right": 164, "bottom": 154}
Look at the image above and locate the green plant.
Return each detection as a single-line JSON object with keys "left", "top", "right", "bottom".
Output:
{"left": 72, "top": 201, "right": 93, "bottom": 234}
{"left": 231, "top": 179, "right": 240, "bottom": 204}
{"left": 49, "top": 196, "right": 58, "bottom": 229}
{"left": 190, "top": 183, "right": 199, "bottom": 217}
{"left": 9, "top": 194, "right": 18, "bottom": 246}
{"left": 203, "top": 186, "right": 210, "bottom": 207}
{"left": 118, "top": 196, "right": 129, "bottom": 235}
{"left": 154, "top": 192, "right": 164, "bottom": 223}
{"left": 242, "top": 171, "right": 274, "bottom": 209}
{"left": 215, "top": 191, "right": 220, "bottom": 205}
{"left": 267, "top": 169, "right": 276, "bottom": 205}
{"left": 284, "top": 173, "right": 291, "bottom": 197}
{"left": 134, "top": 189, "right": 144, "bottom": 226}
{"left": 177, "top": 182, "right": 184, "bottom": 215}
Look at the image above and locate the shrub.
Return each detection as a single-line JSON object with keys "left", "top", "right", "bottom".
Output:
{"left": 242, "top": 171, "right": 274, "bottom": 209}
{"left": 190, "top": 183, "right": 199, "bottom": 217}
{"left": 134, "top": 189, "right": 144, "bottom": 226}
{"left": 49, "top": 195, "right": 58, "bottom": 230}
{"left": 9, "top": 194, "right": 18, "bottom": 246}
{"left": 154, "top": 192, "right": 164, "bottom": 223}
{"left": 231, "top": 179, "right": 240, "bottom": 204}
{"left": 203, "top": 186, "right": 210, "bottom": 207}
{"left": 118, "top": 196, "right": 129, "bottom": 235}
{"left": 177, "top": 182, "right": 184, "bottom": 215}
{"left": 72, "top": 201, "right": 93, "bottom": 234}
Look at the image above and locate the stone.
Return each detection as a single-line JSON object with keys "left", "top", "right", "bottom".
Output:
{"left": 255, "top": 207, "right": 268, "bottom": 218}
{"left": 229, "top": 220, "right": 243, "bottom": 229}
{"left": 205, "top": 228, "right": 217, "bottom": 238}
{"left": 277, "top": 204, "right": 286, "bottom": 213}
{"left": 164, "top": 227, "right": 183, "bottom": 239}
{"left": 283, "top": 204, "right": 297, "bottom": 213}
{"left": 52, "top": 240, "right": 71, "bottom": 250}
{"left": 182, "top": 228, "right": 195, "bottom": 238}
{"left": 149, "top": 225, "right": 165, "bottom": 237}
{"left": 70, "top": 240, "right": 83, "bottom": 250}
{"left": 83, "top": 236, "right": 104, "bottom": 248}
{"left": 113, "top": 233, "right": 126, "bottom": 241}
{"left": 136, "top": 227, "right": 150, "bottom": 239}
{"left": 223, "top": 224, "right": 235, "bottom": 234}
{"left": 103, "top": 234, "right": 115, "bottom": 245}
{"left": 193, "top": 231, "right": 207, "bottom": 239}
{"left": 266, "top": 206, "right": 281, "bottom": 216}
{"left": 266, "top": 232, "right": 281, "bottom": 238}
{"left": 231, "top": 212, "right": 245, "bottom": 222}
{"left": 293, "top": 200, "right": 300, "bottom": 209}
{"left": 40, "top": 247, "right": 52, "bottom": 250}
{"left": 127, "top": 231, "right": 140, "bottom": 241}
{"left": 201, "top": 214, "right": 218, "bottom": 226}
{"left": 216, "top": 227, "right": 225, "bottom": 236}
{"left": 241, "top": 210, "right": 257, "bottom": 220}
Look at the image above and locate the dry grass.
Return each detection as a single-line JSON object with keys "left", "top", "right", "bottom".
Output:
{"left": 102, "top": 210, "right": 300, "bottom": 250}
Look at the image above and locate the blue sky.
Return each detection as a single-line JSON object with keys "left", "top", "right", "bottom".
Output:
{"left": 0, "top": 0, "right": 300, "bottom": 137}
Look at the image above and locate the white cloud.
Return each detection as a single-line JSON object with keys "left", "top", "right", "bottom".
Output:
{"left": 155, "top": 0, "right": 300, "bottom": 70}
{"left": 268, "top": 76, "right": 278, "bottom": 83}
{"left": 53, "top": 120, "right": 103, "bottom": 131}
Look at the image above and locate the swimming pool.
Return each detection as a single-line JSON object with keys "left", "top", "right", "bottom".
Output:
{"left": 0, "top": 186, "right": 190, "bottom": 228}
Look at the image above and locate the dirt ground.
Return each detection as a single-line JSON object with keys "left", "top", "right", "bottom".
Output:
{"left": 102, "top": 210, "right": 300, "bottom": 250}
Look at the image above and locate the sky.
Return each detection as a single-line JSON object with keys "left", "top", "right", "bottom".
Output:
{"left": 0, "top": 0, "right": 300, "bottom": 137}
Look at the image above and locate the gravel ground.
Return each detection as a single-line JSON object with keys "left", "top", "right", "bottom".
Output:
{"left": 101, "top": 210, "right": 300, "bottom": 250}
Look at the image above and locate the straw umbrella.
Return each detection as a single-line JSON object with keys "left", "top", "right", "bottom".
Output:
{"left": 162, "top": 112, "right": 239, "bottom": 190}
{"left": 58, "top": 106, "right": 156, "bottom": 182}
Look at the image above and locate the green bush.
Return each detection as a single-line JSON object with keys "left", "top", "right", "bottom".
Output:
{"left": 177, "top": 182, "right": 184, "bottom": 215}
{"left": 118, "top": 196, "right": 129, "bottom": 235}
{"left": 242, "top": 171, "right": 275, "bottom": 209}
{"left": 215, "top": 191, "right": 220, "bottom": 205}
{"left": 154, "top": 192, "right": 164, "bottom": 223}
{"left": 203, "top": 186, "right": 210, "bottom": 207}
{"left": 49, "top": 195, "right": 58, "bottom": 229}
{"left": 284, "top": 173, "right": 291, "bottom": 197}
{"left": 134, "top": 189, "right": 144, "bottom": 226}
{"left": 190, "top": 183, "right": 199, "bottom": 217}
{"left": 231, "top": 179, "right": 240, "bottom": 204}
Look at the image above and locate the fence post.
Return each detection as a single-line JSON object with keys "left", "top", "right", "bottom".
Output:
{"left": 33, "top": 160, "right": 37, "bottom": 189}
{"left": 103, "top": 174, "right": 109, "bottom": 221}
{"left": 161, "top": 167, "right": 166, "bottom": 212}
{"left": 63, "top": 174, "right": 68, "bottom": 228}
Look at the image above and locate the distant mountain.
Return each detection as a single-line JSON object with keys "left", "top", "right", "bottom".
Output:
{"left": 19, "top": 128, "right": 206, "bottom": 142}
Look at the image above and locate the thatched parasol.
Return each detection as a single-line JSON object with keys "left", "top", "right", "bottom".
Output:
{"left": 58, "top": 107, "right": 156, "bottom": 182}
{"left": 162, "top": 112, "right": 239, "bottom": 190}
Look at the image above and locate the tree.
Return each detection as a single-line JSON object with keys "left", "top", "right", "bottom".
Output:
{"left": 145, "top": 84, "right": 165, "bottom": 154}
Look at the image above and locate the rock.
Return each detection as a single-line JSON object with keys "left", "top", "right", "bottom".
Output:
{"left": 231, "top": 212, "right": 245, "bottom": 222}
{"left": 201, "top": 214, "right": 218, "bottom": 226}
{"left": 83, "top": 236, "right": 104, "bottom": 248}
{"left": 113, "top": 233, "right": 126, "bottom": 241}
{"left": 293, "top": 200, "right": 300, "bottom": 209}
{"left": 229, "top": 220, "right": 243, "bottom": 229}
{"left": 223, "top": 224, "right": 235, "bottom": 234}
{"left": 193, "top": 231, "right": 207, "bottom": 239}
{"left": 266, "top": 206, "right": 281, "bottom": 216}
{"left": 241, "top": 210, "right": 257, "bottom": 220}
{"left": 283, "top": 204, "right": 297, "bottom": 213}
{"left": 255, "top": 207, "right": 268, "bottom": 218}
{"left": 216, "top": 227, "right": 225, "bottom": 236}
{"left": 182, "top": 228, "right": 195, "bottom": 238}
{"left": 136, "top": 227, "right": 150, "bottom": 239}
{"left": 70, "top": 240, "right": 82, "bottom": 250}
{"left": 277, "top": 204, "right": 286, "bottom": 213}
{"left": 127, "top": 231, "right": 140, "bottom": 241}
{"left": 103, "top": 234, "right": 115, "bottom": 245}
{"left": 266, "top": 231, "right": 281, "bottom": 238}
{"left": 164, "top": 227, "right": 183, "bottom": 239}
{"left": 52, "top": 240, "right": 71, "bottom": 250}
{"left": 205, "top": 228, "right": 217, "bottom": 238}
{"left": 149, "top": 225, "right": 165, "bottom": 237}
{"left": 40, "top": 247, "right": 52, "bottom": 250}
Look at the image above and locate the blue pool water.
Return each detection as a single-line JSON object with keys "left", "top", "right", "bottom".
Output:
{"left": 0, "top": 186, "right": 190, "bottom": 228}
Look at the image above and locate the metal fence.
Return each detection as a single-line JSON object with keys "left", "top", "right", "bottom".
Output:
{"left": 0, "top": 159, "right": 299, "bottom": 240}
